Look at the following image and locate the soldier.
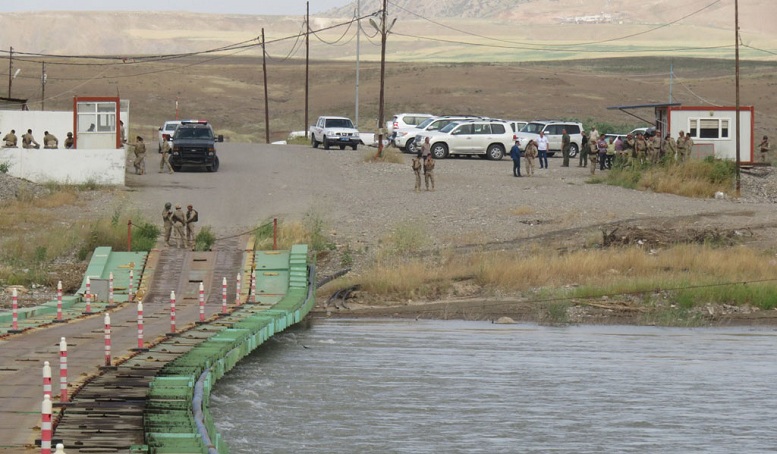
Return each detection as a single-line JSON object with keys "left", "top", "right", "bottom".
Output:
{"left": 22, "top": 129, "right": 40, "bottom": 149}
{"left": 588, "top": 137, "right": 599, "bottom": 175}
{"left": 130, "top": 135, "right": 146, "bottom": 175}
{"left": 162, "top": 202, "right": 174, "bottom": 246}
{"left": 634, "top": 132, "right": 648, "bottom": 165}
{"left": 579, "top": 130, "right": 589, "bottom": 167}
{"left": 624, "top": 133, "right": 636, "bottom": 165}
{"left": 43, "top": 131, "right": 58, "bottom": 149}
{"left": 119, "top": 120, "right": 127, "bottom": 144}
{"left": 185, "top": 204, "right": 198, "bottom": 248}
{"left": 561, "top": 129, "right": 571, "bottom": 167}
{"left": 664, "top": 133, "right": 678, "bottom": 161}
{"left": 411, "top": 157, "right": 422, "bottom": 192}
{"left": 171, "top": 205, "right": 187, "bottom": 248}
{"left": 649, "top": 131, "right": 662, "bottom": 164}
{"left": 64, "top": 132, "right": 74, "bottom": 149}
{"left": 159, "top": 140, "right": 174, "bottom": 174}
{"left": 524, "top": 139, "right": 537, "bottom": 176}
{"left": 677, "top": 130, "right": 694, "bottom": 162}
{"left": 758, "top": 135, "right": 769, "bottom": 163}
{"left": 423, "top": 155, "right": 435, "bottom": 191}
{"left": 2, "top": 129, "right": 17, "bottom": 147}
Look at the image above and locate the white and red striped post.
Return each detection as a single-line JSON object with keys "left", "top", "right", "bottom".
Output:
{"left": 169, "top": 290, "right": 176, "bottom": 334}
{"left": 41, "top": 394, "right": 52, "bottom": 454}
{"left": 56, "top": 281, "right": 63, "bottom": 321}
{"left": 221, "top": 277, "right": 227, "bottom": 314}
{"left": 42, "top": 361, "right": 52, "bottom": 399}
{"left": 83, "top": 277, "right": 92, "bottom": 314}
{"left": 235, "top": 273, "right": 242, "bottom": 306}
{"left": 108, "top": 272, "right": 114, "bottom": 306}
{"left": 198, "top": 282, "right": 205, "bottom": 322}
{"left": 137, "top": 301, "right": 144, "bottom": 350}
{"left": 59, "top": 337, "right": 68, "bottom": 403}
{"left": 11, "top": 287, "right": 18, "bottom": 331}
{"left": 250, "top": 269, "right": 256, "bottom": 303}
{"left": 128, "top": 269, "right": 134, "bottom": 301}
{"left": 103, "top": 313, "right": 111, "bottom": 367}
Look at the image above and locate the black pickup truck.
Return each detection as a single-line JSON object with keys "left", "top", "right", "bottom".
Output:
{"left": 170, "top": 121, "right": 223, "bottom": 172}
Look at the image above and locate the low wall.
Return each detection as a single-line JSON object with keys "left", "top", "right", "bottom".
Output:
{"left": 0, "top": 147, "right": 126, "bottom": 185}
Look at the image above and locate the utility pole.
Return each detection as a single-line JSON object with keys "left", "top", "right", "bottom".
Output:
{"left": 41, "top": 62, "right": 46, "bottom": 110}
{"left": 734, "top": 0, "right": 741, "bottom": 197}
{"left": 376, "top": 0, "right": 388, "bottom": 158}
{"left": 7, "top": 46, "right": 13, "bottom": 98}
{"left": 668, "top": 62, "right": 673, "bottom": 104}
{"left": 304, "top": 1, "right": 310, "bottom": 139}
{"left": 262, "top": 28, "right": 270, "bottom": 144}
{"left": 355, "top": 0, "right": 361, "bottom": 129}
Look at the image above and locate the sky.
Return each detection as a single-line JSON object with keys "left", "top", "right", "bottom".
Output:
{"left": 0, "top": 0, "right": 350, "bottom": 15}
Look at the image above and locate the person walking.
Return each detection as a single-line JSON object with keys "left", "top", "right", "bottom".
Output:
{"left": 162, "top": 202, "right": 174, "bottom": 247}
{"left": 43, "top": 131, "right": 58, "bottom": 149}
{"left": 536, "top": 131, "right": 549, "bottom": 169}
{"left": 22, "top": 129, "right": 40, "bottom": 149}
{"left": 759, "top": 135, "right": 770, "bottom": 163}
{"left": 419, "top": 136, "right": 431, "bottom": 160}
{"left": 423, "top": 155, "right": 435, "bottom": 191}
{"left": 64, "top": 132, "right": 74, "bottom": 149}
{"left": 561, "top": 129, "right": 571, "bottom": 167}
{"left": 171, "top": 205, "right": 187, "bottom": 248}
{"left": 524, "top": 139, "right": 537, "bottom": 176}
{"left": 510, "top": 139, "right": 522, "bottom": 177}
{"left": 185, "top": 204, "right": 199, "bottom": 249}
{"left": 411, "top": 157, "right": 422, "bottom": 192}
{"left": 579, "top": 130, "right": 589, "bottom": 167}
{"left": 159, "top": 140, "right": 174, "bottom": 174}
{"left": 130, "top": 136, "right": 146, "bottom": 175}
{"left": 3, "top": 130, "right": 17, "bottom": 147}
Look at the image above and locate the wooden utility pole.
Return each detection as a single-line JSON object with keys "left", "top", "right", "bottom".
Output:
{"left": 7, "top": 47, "right": 13, "bottom": 98}
{"left": 41, "top": 62, "right": 46, "bottom": 111}
{"left": 262, "top": 28, "right": 270, "bottom": 144}
{"left": 376, "top": 0, "right": 388, "bottom": 157}
{"left": 305, "top": 1, "right": 310, "bottom": 139}
{"left": 734, "top": 0, "right": 741, "bottom": 197}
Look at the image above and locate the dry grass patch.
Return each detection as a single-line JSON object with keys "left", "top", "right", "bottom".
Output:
{"left": 510, "top": 206, "right": 535, "bottom": 216}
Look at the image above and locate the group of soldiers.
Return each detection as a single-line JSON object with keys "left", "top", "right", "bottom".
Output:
{"left": 2, "top": 129, "right": 74, "bottom": 149}
{"left": 581, "top": 129, "right": 696, "bottom": 175}
{"left": 509, "top": 138, "right": 539, "bottom": 177}
{"left": 130, "top": 137, "right": 175, "bottom": 175}
{"left": 411, "top": 155, "right": 435, "bottom": 191}
{"left": 162, "top": 202, "right": 199, "bottom": 248}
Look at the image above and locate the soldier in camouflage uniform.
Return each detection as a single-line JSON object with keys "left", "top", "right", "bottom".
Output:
{"left": 159, "top": 140, "right": 174, "bottom": 174}
{"left": 663, "top": 133, "right": 678, "bottom": 161}
{"left": 64, "top": 132, "right": 74, "bottom": 149}
{"left": 759, "top": 135, "right": 770, "bottom": 163}
{"left": 162, "top": 202, "right": 174, "bottom": 246}
{"left": 423, "top": 155, "right": 435, "bottom": 191}
{"left": 185, "top": 204, "right": 198, "bottom": 249}
{"left": 131, "top": 136, "right": 146, "bottom": 175}
{"left": 634, "top": 132, "right": 648, "bottom": 165}
{"left": 523, "top": 140, "right": 537, "bottom": 176}
{"left": 3, "top": 129, "right": 17, "bottom": 148}
{"left": 649, "top": 131, "right": 662, "bottom": 164}
{"left": 22, "top": 129, "right": 40, "bottom": 149}
{"left": 43, "top": 131, "right": 58, "bottom": 149}
{"left": 588, "top": 137, "right": 599, "bottom": 175}
{"left": 171, "top": 205, "right": 187, "bottom": 248}
{"left": 411, "top": 157, "right": 422, "bottom": 192}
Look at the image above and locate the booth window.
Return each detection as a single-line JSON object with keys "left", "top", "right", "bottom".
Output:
{"left": 688, "top": 118, "right": 731, "bottom": 139}
{"left": 77, "top": 102, "right": 117, "bottom": 133}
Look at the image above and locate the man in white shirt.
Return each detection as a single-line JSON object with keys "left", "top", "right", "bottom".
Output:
{"left": 536, "top": 131, "right": 549, "bottom": 169}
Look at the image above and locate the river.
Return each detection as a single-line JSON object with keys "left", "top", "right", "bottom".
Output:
{"left": 210, "top": 319, "right": 777, "bottom": 453}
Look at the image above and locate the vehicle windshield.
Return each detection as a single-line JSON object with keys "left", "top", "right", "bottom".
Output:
{"left": 325, "top": 118, "right": 354, "bottom": 128}
{"left": 165, "top": 124, "right": 179, "bottom": 131}
{"left": 520, "top": 122, "right": 545, "bottom": 134}
{"left": 174, "top": 127, "right": 213, "bottom": 139}
{"left": 416, "top": 117, "right": 436, "bottom": 129}
{"left": 440, "top": 122, "right": 461, "bottom": 133}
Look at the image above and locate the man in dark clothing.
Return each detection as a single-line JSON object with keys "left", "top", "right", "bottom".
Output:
{"left": 509, "top": 139, "right": 522, "bottom": 177}
{"left": 561, "top": 129, "right": 571, "bottom": 167}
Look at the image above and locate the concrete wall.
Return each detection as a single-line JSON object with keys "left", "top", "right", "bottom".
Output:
{"left": 0, "top": 147, "right": 126, "bottom": 185}
{"left": 0, "top": 111, "right": 73, "bottom": 147}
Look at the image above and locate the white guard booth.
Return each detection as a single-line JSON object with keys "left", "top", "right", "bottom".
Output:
{"left": 667, "top": 106, "right": 754, "bottom": 163}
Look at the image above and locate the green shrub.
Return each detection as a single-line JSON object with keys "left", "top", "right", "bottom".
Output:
{"left": 0, "top": 161, "right": 10, "bottom": 173}
{"left": 194, "top": 226, "right": 216, "bottom": 251}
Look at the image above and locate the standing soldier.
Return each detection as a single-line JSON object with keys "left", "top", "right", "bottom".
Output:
{"left": 130, "top": 136, "right": 146, "bottom": 175}
{"left": 64, "top": 132, "right": 75, "bottom": 149}
{"left": 758, "top": 135, "right": 769, "bottom": 163}
{"left": 411, "top": 157, "right": 422, "bottom": 192}
{"left": 3, "top": 129, "right": 17, "bottom": 147}
{"left": 185, "top": 204, "right": 199, "bottom": 249}
{"left": 159, "top": 140, "right": 174, "bottom": 174}
{"left": 579, "top": 130, "right": 589, "bottom": 167}
{"left": 624, "top": 133, "right": 636, "bottom": 166}
{"left": 171, "top": 205, "right": 187, "bottom": 248}
{"left": 423, "top": 155, "right": 435, "bottom": 191}
{"left": 561, "top": 129, "right": 571, "bottom": 167}
{"left": 677, "top": 130, "right": 694, "bottom": 162}
{"left": 664, "top": 133, "right": 678, "bottom": 161}
{"left": 588, "top": 137, "right": 599, "bottom": 175}
{"left": 648, "top": 131, "right": 662, "bottom": 164}
{"left": 162, "top": 202, "right": 174, "bottom": 247}
{"left": 22, "top": 129, "right": 40, "bottom": 149}
{"left": 43, "top": 131, "right": 58, "bottom": 149}
{"left": 524, "top": 139, "right": 537, "bottom": 176}
{"left": 634, "top": 132, "right": 648, "bottom": 165}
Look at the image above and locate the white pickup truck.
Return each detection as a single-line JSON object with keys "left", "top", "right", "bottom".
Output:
{"left": 309, "top": 116, "right": 360, "bottom": 150}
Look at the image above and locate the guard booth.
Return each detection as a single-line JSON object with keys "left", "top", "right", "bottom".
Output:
{"left": 73, "top": 96, "right": 128, "bottom": 149}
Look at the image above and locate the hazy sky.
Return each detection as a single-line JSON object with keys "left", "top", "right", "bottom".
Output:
{"left": 0, "top": 0, "right": 350, "bottom": 15}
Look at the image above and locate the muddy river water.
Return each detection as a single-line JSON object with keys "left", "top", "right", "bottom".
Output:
{"left": 210, "top": 319, "right": 777, "bottom": 453}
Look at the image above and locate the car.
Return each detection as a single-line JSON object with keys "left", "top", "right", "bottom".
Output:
{"left": 309, "top": 116, "right": 361, "bottom": 150}
{"left": 169, "top": 120, "right": 223, "bottom": 172}
{"left": 395, "top": 115, "right": 482, "bottom": 154}
{"left": 508, "top": 120, "right": 528, "bottom": 134}
{"left": 516, "top": 121, "right": 584, "bottom": 157}
{"left": 386, "top": 113, "right": 434, "bottom": 136}
{"left": 604, "top": 133, "right": 627, "bottom": 142}
{"left": 630, "top": 127, "right": 657, "bottom": 138}
{"left": 417, "top": 119, "right": 515, "bottom": 160}
{"left": 158, "top": 120, "right": 182, "bottom": 152}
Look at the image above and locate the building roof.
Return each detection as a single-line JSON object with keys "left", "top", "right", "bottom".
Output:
{"left": 606, "top": 102, "right": 682, "bottom": 110}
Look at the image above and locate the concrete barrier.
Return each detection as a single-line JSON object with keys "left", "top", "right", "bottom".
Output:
{"left": 0, "top": 147, "right": 126, "bottom": 185}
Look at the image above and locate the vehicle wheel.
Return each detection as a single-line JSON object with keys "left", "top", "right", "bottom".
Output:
{"left": 406, "top": 139, "right": 417, "bottom": 155}
{"left": 323, "top": 138, "right": 330, "bottom": 150}
{"left": 207, "top": 156, "right": 219, "bottom": 172}
{"left": 351, "top": 144, "right": 358, "bottom": 150}
{"left": 487, "top": 144, "right": 505, "bottom": 160}
{"left": 568, "top": 144, "right": 579, "bottom": 158}
{"left": 172, "top": 164, "right": 182, "bottom": 172}
{"left": 547, "top": 152, "right": 556, "bottom": 157}
{"left": 339, "top": 144, "right": 346, "bottom": 150}
{"left": 311, "top": 135, "right": 319, "bottom": 148}
{"left": 431, "top": 143, "right": 448, "bottom": 159}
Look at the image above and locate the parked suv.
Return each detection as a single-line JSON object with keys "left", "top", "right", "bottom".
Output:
{"left": 395, "top": 115, "right": 481, "bottom": 154}
{"left": 516, "top": 121, "right": 584, "bottom": 157}
{"left": 418, "top": 119, "right": 515, "bottom": 160}
{"left": 158, "top": 120, "right": 182, "bottom": 152}
{"left": 169, "top": 120, "right": 223, "bottom": 172}
{"left": 386, "top": 113, "right": 434, "bottom": 135}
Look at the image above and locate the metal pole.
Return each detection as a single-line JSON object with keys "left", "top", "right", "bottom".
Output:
{"left": 734, "top": 0, "right": 741, "bottom": 197}
{"left": 262, "top": 28, "right": 270, "bottom": 144}
{"left": 127, "top": 220, "right": 132, "bottom": 251}
{"left": 8, "top": 46, "right": 12, "bottom": 98}
{"left": 41, "top": 62, "right": 46, "bottom": 110}
{"left": 305, "top": 2, "right": 310, "bottom": 138}
{"left": 377, "top": 0, "right": 388, "bottom": 157}
{"left": 355, "top": 0, "right": 361, "bottom": 128}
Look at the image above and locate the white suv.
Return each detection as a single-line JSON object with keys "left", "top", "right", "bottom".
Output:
{"left": 386, "top": 113, "right": 434, "bottom": 135}
{"left": 418, "top": 120, "right": 515, "bottom": 160}
{"left": 395, "top": 116, "right": 481, "bottom": 154}
{"left": 516, "top": 121, "right": 584, "bottom": 157}
{"left": 158, "top": 120, "right": 182, "bottom": 152}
